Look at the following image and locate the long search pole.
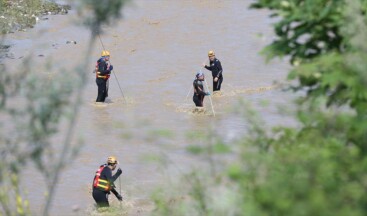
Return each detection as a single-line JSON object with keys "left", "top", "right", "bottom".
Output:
{"left": 185, "top": 85, "right": 192, "bottom": 102}
{"left": 201, "top": 59, "right": 216, "bottom": 117}
{"left": 98, "top": 34, "right": 127, "bottom": 104}
{"left": 201, "top": 68, "right": 216, "bottom": 117}
{"left": 119, "top": 176, "right": 123, "bottom": 208}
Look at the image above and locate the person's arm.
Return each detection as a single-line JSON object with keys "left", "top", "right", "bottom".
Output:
{"left": 104, "top": 167, "right": 122, "bottom": 184}
{"left": 204, "top": 64, "right": 212, "bottom": 71}
{"left": 196, "top": 85, "right": 207, "bottom": 96}
{"left": 202, "top": 61, "right": 211, "bottom": 71}
{"left": 216, "top": 60, "right": 223, "bottom": 78}
{"left": 111, "top": 187, "right": 123, "bottom": 201}
{"left": 110, "top": 168, "right": 122, "bottom": 182}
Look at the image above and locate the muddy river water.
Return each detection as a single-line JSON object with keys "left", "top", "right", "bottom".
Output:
{"left": 3, "top": 0, "right": 293, "bottom": 215}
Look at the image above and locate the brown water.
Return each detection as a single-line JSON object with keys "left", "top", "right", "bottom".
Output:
{"left": 3, "top": 0, "right": 293, "bottom": 215}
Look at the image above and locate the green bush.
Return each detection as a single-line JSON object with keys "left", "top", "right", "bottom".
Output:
{"left": 0, "top": 0, "right": 129, "bottom": 215}
{"left": 153, "top": 0, "right": 367, "bottom": 215}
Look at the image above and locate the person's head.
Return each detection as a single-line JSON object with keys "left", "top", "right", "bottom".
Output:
{"left": 208, "top": 50, "right": 215, "bottom": 61}
{"left": 101, "top": 50, "right": 111, "bottom": 61}
{"left": 107, "top": 156, "right": 118, "bottom": 170}
{"left": 196, "top": 71, "right": 205, "bottom": 81}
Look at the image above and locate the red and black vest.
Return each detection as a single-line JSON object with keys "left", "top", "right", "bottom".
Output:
{"left": 95, "top": 58, "right": 110, "bottom": 80}
{"left": 93, "top": 165, "right": 111, "bottom": 192}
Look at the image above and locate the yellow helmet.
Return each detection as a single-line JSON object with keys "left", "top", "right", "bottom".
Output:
{"left": 208, "top": 50, "right": 215, "bottom": 57}
{"left": 101, "top": 50, "right": 110, "bottom": 57}
{"left": 107, "top": 156, "right": 118, "bottom": 164}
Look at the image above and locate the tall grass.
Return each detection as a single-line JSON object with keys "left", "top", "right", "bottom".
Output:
{"left": 0, "top": 0, "right": 130, "bottom": 215}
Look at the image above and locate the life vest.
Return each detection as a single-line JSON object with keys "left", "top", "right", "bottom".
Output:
{"left": 93, "top": 165, "right": 111, "bottom": 192}
{"left": 95, "top": 58, "right": 110, "bottom": 80}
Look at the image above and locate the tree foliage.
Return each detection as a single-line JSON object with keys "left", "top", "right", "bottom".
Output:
{"left": 153, "top": 1, "right": 367, "bottom": 215}
{"left": 253, "top": 0, "right": 367, "bottom": 114}
{"left": 236, "top": 0, "right": 367, "bottom": 215}
{"left": 76, "top": 0, "right": 131, "bottom": 33}
{"left": 0, "top": 1, "right": 129, "bottom": 215}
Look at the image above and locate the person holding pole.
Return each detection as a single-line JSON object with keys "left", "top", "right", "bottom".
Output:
{"left": 203, "top": 50, "right": 223, "bottom": 92}
{"left": 92, "top": 156, "right": 123, "bottom": 208}
{"left": 193, "top": 71, "right": 210, "bottom": 107}
{"left": 95, "top": 50, "right": 113, "bottom": 102}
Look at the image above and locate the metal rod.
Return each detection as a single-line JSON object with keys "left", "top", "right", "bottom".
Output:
{"left": 119, "top": 176, "right": 123, "bottom": 208}
{"left": 201, "top": 59, "right": 216, "bottom": 117}
{"left": 185, "top": 85, "right": 193, "bottom": 102}
{"left": 201, "top": 69, "right": 216, "bottom": 117}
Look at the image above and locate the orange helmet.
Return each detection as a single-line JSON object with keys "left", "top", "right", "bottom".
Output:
{"left": 101, "top": 50, "right": 110, "bottom": 57}
{"left": 107, "top": 156, "right": 118, "bottom": 164}
{"left": 208, "top": 50, "right": 215, "bottom": 57}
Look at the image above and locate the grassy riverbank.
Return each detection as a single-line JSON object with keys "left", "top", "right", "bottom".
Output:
{"left": 0, "top": 0, "right": 70, "bottom": 34}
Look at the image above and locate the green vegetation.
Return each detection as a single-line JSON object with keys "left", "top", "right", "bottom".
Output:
{"left": 0, "top": 0, "right": 70, "bottom": 34}
{"left": 2, "top": 0, "right": 366, "bottom": 214}
{"left": 0, "top": 0, "right": 129, "bottom": 215}
{"left": 153, "top": 0, "right": 367, "bottom": 215}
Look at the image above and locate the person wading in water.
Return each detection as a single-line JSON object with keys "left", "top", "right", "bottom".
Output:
{"left": 95, "top": 50, "right": 113, "bottom": 102}
{"left": 92, "top": 156, "right": 123, "bottom": 208}
{"left": 203, "top": 50, "right": 223, "bottom": 93}
{"left": 193, "top": 71, "right": 210, "bottom": 107}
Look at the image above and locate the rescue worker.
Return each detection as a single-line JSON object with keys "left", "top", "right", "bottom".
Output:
{"left": 96, "top": 50, "right": 113, "bottom": 102}
{"left": 203, "top": 50, "right": 223, "bottom": 92}
{"left": 193, "top": 71, "right": 210, "bottom": 107}
{"left": 92, "top": 156, "right": 123, "bottom": 208}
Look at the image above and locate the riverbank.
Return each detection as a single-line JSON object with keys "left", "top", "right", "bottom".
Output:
{"left": 0, "top": 0, "right": 70, "bottom": 34}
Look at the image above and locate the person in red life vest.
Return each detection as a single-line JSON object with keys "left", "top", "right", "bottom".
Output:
{"left": 92, "top": 156, "right": 123, "bottom": 208}
{"left": 95, "top": 50, "right": 113, "bottom": 102}
{"left": 203, "top": 50, "right": 223, "bottom": 92}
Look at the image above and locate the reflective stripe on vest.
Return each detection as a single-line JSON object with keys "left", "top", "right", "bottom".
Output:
{"left": 93, "top": 165, "right": 111, "bottom": 192}
{"left": 96, "top": 71, "right": 110, "bottom": 79}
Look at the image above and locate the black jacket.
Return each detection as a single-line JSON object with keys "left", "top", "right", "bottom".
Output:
{"left": 193, "top": 79, "right": 206, "bottom": 96}
{"left": 204, "top": 58, "right": 223, "bottom": 78}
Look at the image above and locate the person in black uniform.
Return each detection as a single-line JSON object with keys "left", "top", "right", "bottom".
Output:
{"left": 92, "top": 156, "right": 123, "bottom": 208}
{"left": 203, "top": 50, "right": 223, "bottom": 92}
{"left": 193, "top": 71, "right": 210, "bottom": 107}
{"left": 95, "top": 50, "right": 113, "bottom": 102}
